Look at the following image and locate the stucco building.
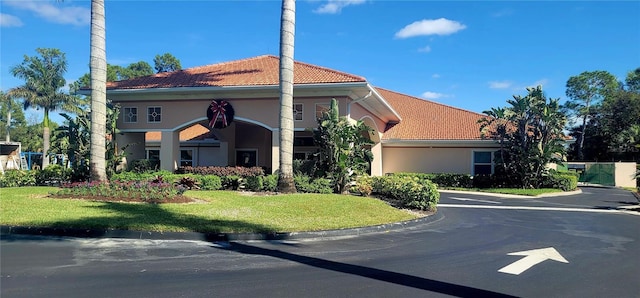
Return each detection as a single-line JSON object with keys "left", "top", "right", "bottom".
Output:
{"left": 104, "top": 55, "right": 499, "bottom": 176}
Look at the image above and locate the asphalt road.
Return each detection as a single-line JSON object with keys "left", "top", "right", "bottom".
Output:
{"left": 2, "top": 187, "right": 639, "bottom": 297}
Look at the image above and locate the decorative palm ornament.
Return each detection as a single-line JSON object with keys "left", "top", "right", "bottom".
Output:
{"left": 207, "top": 100, "right": 234, "bottom": 129}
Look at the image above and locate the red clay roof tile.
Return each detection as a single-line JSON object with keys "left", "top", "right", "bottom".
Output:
{"left": 106, "top": 55, "right": 366, "bottom": 89}
{"left": 376, "top": 88, "right": 486, "bottom": 141}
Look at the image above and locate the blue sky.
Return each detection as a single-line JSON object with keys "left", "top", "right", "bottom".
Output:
{"left": 1, "top": 0, "right": 639, "bottom": 124}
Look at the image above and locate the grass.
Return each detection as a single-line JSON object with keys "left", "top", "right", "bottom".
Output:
{"left": 0, "top": 187, "right": 418, "bottom": 233}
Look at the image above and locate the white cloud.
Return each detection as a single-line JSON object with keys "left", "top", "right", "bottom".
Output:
{"left": 492, "top": 8, "right": 514, "bottom": 18}
{"left": 489, "top": 81, "right": 512, "bottom": 89}
{"left": 422, "top": 91, "right": 449, "bottom": 99}
{"left": 4, "top": 0, "right": 89, "bottom": 26}
{"left": 395, "top": 18, "right": 466, "bottom": 39}
{"left": 314, "top": 0, "right": 366, "bottom": 14}
{"left": 431, "top": 73, "right": 441, "bottom": 79}
{"left": 528, "top": 79, "right": 549, "bottom": 88}
{"left": 418, "top": 45, "right": 431, "bottom": 53}
{"left": 0, "top": 13, "right": 23, "bottom": 27}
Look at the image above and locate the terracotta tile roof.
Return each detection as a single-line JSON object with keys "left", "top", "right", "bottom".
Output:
{"left": 106, "top": 55, "right": 366, "bottom": 89}
{"left": 376, "top": 88, "right": 486, "bottom": 141}
{"left": 146, "top": 124, "right": 215, "bottom": 142}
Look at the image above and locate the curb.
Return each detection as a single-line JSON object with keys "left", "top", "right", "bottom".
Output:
{"left": 0, "top": 211, "right": 443, "bottom": 242}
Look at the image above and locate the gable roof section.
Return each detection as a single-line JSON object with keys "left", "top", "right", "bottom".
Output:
{"left": 146, "top": 124, "right": 216, "bottom": 142}
{"left": 106, "top": 55, "right": 366, "bottom": 89}
{"left": 376, "top": 88, "right": 486, "bottom": 141}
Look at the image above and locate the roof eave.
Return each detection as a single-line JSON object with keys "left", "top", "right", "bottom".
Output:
{"left": 381, "top": 139, "right": 500, "bottom": 147}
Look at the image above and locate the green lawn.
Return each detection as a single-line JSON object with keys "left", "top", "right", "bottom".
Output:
{"left": 0, "top": 187, "right": 418, "bottom": 233}
{"left": 446, "top": 187, "right": 564, "bottom": 196}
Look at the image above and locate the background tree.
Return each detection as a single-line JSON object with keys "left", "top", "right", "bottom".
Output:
{"left": 118, "top": 61, "right": 153, "bottom": 80}
{"left": 9, "top": 48, "right": 76, "bottom": 169}
{"left": 625, "top": 67, "right": 640, "bottom": 92}
{"left": 277, "top": 0, "right": 297, "bottom": 193}
{"left": 480, "top": 86, "right": 567, "bottom": 188}
{"left": 564, "top": 70, "right": 618, "bottom": 160}
{"left": 313, "top": 98, "right": 374, "bottom": 193}
{"left": 0, "top": 91, "right": 24, "bottom": 142}
{"left": 90, "top": 0, "right": 108, "bottom": 181}
{"left": 154, "top": 53, "right": 182, "bottom": 73}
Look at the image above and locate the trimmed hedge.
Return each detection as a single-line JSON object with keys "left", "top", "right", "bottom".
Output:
{"left": 177, "top": 166, "right": 264, "bottom": 177}
{"left": 390, "top": 172, "right": 472, "bottom": 188}
{"left": 372, "top": 175, "right": 439, "bottom": 211}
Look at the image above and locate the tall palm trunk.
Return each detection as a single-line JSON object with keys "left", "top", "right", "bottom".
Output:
{"left": 90, "top": 0, "right": 107, "bottom": 181}
{"left": 42, "top": 109, "right": 50, "bottom": 168}
{"left": 277, "top": 0, "right": 297, "bottom": 193}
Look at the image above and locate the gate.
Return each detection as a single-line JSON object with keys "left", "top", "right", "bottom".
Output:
{"left": 579, "top": 163, "right": 615, "bottom": 186}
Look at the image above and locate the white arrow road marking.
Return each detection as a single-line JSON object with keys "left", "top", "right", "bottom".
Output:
{"left": 449, "top": 197, "right": 502, "bottom": 204}
{"left": 499, "top": 247, "right": 568, "bottom": 275}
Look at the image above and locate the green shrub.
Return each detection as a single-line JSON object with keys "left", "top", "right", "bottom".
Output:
{"left": 177, "top": 166, "right": 264, "bottom": 177}
{"left": 542, "top": 171, "right": 578, "bottom": 191}
{"left": 245, "top": 175, "right": 264, "bottom": 191}
{"left": 128, "top": 159, "right": 160, "bottom": 173}
{"left": 293, "top": 159, "right": 317, "bottom": 176}
{"left": 372, "top": 175, "right": 439, "bottom": 211}
{"left": 222, "top": 175, "right": 243, "bottom": 190}
{"left": 199, "top": 175, "right": 222, "bottom": 190}
{"left": 0, "top": 170, "right": 37, "bottom": 187}
{"left": 36, "top": 165, "right": 72, "bottom": 186}
{"left": 353, "top": 175, "right": 373, "bottom": 196}
{"left": 389, "top": 172, "right": 472, "bottom": 188}
{"left": 262, "top": 174, "right": 278, "bottom": 192}
{"left": 294, "top": 175, "right": 333, "bottom": 194}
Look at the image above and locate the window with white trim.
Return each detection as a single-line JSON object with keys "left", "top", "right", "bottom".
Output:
{"left": 147, "top": 106, "right": 162, "bottom": 123}
{"left": 293, "top": 103, "right": 303, "bottom": 121}
{"left": 473, "top": 151, "right": 494, "bottom": 175}
{"left": 123, "top": 107, "right": 138, "bottom": 123}
{"left": 180, "top": 149, "right": 193, "bottom": 167}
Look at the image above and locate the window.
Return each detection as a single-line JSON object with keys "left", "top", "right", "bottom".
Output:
{"left": 147, "top": 106, "right": 162, "bottom": 123}
{"left": 146, "top": 150, "right": 160, "bottom": 160}
{"left": 123, "top": 107, "right": 138, "bottom": 123}
{"left": 180, "top": 149, "right": 193, "bottom": 167}
{"left": 293, "top": 103, "right": 303, "bottom": 121}
{"left": 473, "top": 151, "right": 494, "bottom": 175}
{"left": 315, "top": 103, "right": 330, "bottom": 120}
{"left": 236, "top": 149, "right": 257, "bottom": 167}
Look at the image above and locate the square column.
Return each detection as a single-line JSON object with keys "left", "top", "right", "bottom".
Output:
{"left": 271, "top": 130, "right": 279, "bottom": 174}
{"left": 370, "top": 142, "right": 382, "bottom": 176}
{"left": 160, "top": 130, "right": 180, "bottom": 171}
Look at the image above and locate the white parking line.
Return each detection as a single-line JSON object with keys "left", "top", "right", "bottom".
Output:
{"left": 438, "top": 204, "right": 637, "bottom": 215}
{"left": 449, "top": 197, "right": 502, "bottom": 204}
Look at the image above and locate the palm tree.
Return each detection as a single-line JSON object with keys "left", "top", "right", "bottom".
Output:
{"left": 1, "top": 91, "right": 16, "bottom": 142}
{"left": 9, "top": 48, "right": 75, "bottom": 169}
{"left": 90, "top": 0, "right": 108, "bottom": 181}
{"left": 277, "top": 0, "right": 297, "bottom": 193}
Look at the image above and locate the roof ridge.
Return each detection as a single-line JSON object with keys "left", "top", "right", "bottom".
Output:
{"left": 293, "top": 59, "right": 367, "bottom": 81}
{"left": 375, "top": 86, "right": 487, "bottom": 117}
{"left": 185, "top": 55, "right": 275, "bottom": 72}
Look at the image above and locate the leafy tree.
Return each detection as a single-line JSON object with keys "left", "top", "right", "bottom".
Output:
{"left": 480, "top": 86, "right": 567, "bottom": 188}
{"left": 9, "top": 48, "right": 76, "bottom": 169}
{"left": 89, "top": 0, "right": 108, "bottom": 181}
{"left": 0, "top": 91, "right": 27, "bottom": 142}
{"left": 277, "top": 0, "right": 297, "bottom": 193}
{"left": 154, "top": 53, "right": 182, "bottom": 73}
{"left": 564, "top": 70, "right": 618, "bottom": 160}
{"left": 118, "top": 61, "right": 153, "bottom": 80}
{"left": 625, "top": 67, "right": 640, "bottom": 92}
{"left": 314, "top": 98, "right": 374, "bottom": 194}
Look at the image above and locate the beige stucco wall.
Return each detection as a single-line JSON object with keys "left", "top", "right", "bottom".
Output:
{"left": 382, "top": 147, "right": 481, "bottom": 174}
{"left": 615, "top": 162, "right": 638, "bottom": 188}
{"left": 117, "top": 96, "right": 350, "bottom": 132}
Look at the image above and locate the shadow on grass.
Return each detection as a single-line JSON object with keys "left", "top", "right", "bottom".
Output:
{"left": 2, "top": 201, "right": 276, "bottom": 241}
{"left": 220, "top": 242, "right": 518, "bottom": 297}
